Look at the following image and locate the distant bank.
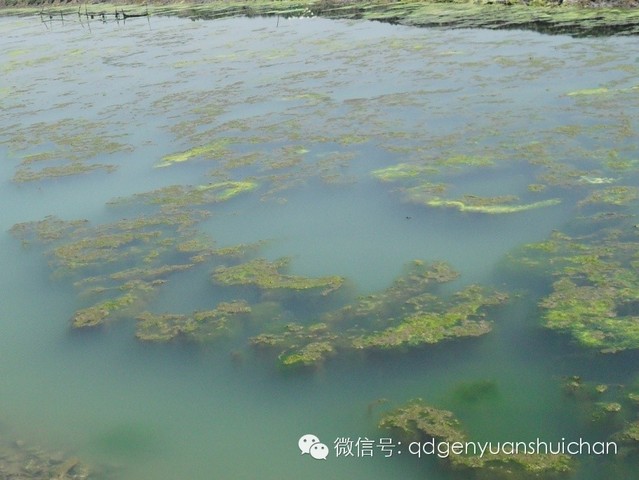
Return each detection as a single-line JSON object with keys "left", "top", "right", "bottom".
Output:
{"left": 1, "top": 0, "right": 639, "bottom": 36}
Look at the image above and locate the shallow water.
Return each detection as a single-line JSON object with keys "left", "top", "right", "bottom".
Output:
{"left": 2, "top": 12, "right": 639, "bottom": 480}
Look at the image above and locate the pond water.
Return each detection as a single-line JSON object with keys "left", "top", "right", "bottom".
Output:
{"left": 2, "top": 11, "right": 639, "bottom": 480}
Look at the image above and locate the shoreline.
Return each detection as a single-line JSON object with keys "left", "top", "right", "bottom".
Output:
{"left": 2, "top": 0, "right": 639, "bottom": 7}
{"left": 2, "top": 0, "right": 639, "bottom": 36}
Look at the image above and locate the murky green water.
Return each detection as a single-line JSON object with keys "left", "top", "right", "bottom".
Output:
{"left": 2, "top": 11, "right": 639, "bottom": 480}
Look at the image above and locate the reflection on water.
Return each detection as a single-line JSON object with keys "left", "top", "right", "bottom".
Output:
{"left": 2, "top": 12, "right": 639, "bottom": 480}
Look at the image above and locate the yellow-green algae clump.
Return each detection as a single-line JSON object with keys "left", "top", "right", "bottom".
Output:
{"left": 372, "top": 160, "right": 561, "bottom": 214}
{"left": 136, "top": 301, "right": 251, "bottom": 342}
{"left": 507, "top": 213, "right": 639, "bottom": 353}
{"left": 9, "top": 182, "right": 255, "bottom": 331}
{"left": 251, "top": 322, "right": 339, "bottom": 368}
{"left": 249, "top": 260, "right": 508, "bottom": 368}
{"left": 426, "top": 196, "right": 561, "bottom": 214}
{"left": 353, "top": 285, "right": 508, "bottom": 349}
{"left": 156, "top": 139, "right": 232, "bottom": 168}
{"left": 325, "top": 260, "right": 461, "bottom": 327}
{"left": 17, "top": 211, "right": 213, "bottom": 328}
{"left": 109, "top": 181, "right": 258, "bottom": 208}
{"left": 212, "top": 258, "right": 344, "bottom": 294}
{"left": 5, "top": 118, "right": 131, "bottom": 183}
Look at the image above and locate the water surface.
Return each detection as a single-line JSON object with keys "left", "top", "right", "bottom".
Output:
{"left": 2, "top": 13, "right": 639, "bottom": 480}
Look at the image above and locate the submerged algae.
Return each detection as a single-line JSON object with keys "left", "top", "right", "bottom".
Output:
{"left": 9, "top": 216, "right": 89, "bottom": 244}
{"left": 72, "top": 291, "right": 141, "bottom": 328}
{"left": 616, "top": 420, "right": 639, "bottom": 445}
{"left": 577, "top": 186, "right": 639, "bottom": 207}
{"left": 4, "top": 117, "right": 131, "bottom": 183}
{"left": 380, "top": 400, "right": 574, "bottom": 478}
{"left": 507, "top": 220, "right": 639, "bottom": 352}
{"left": 380, "top": 401, "right": 465, "bottom": 443}
{"left": 109, "top": 181, "right": 258, "bottom": 208}
{"left": 541, "top": 277, "right": 639, "bottom": 352}
{"left": 324, "top": 260, "right": 460, "bottom": 327}
{"left": 10, "top": 204, "right": 255, "bottom": 332}
{"left": 372, "top": 159, "right": 562, "bottom": 215}
{"left": 0, "top": 433, "right": 96, "bottom": 480}
{"left": 13, "top": 162, "right": 117, "bottom": 183}
{"left": 251, "top": 322, "right": 339, "bottom": 368}
{"left": 353, "top": 285, "right": 508, "bottom": 349}
{"left": 249, "top": 260, "right": 508, "bottom": 367}
{"left": 136, "top": 301, "right": 251, "bottom": 342}
{"left": 212, "top": 258, "right": 344, "bottom": 294}
{"left": 451, "top": 379, "right": 500, "bottom": 405}
{"left": 155, "top": 139, "right": 232, "bottom": 168}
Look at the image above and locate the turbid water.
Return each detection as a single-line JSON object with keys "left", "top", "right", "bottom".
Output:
{"left": 2, "top": 11, "right": 639, "bottom": 480}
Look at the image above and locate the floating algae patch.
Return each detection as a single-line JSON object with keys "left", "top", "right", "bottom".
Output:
{"left": 578, "top": 175, "right": 617, "bottom": 185}
{"left": 379, "top": 400, "right": 574, "bottom": 479}
{"left": 559, "top": 375, "right": 639, "bottom": 443}
{"left": 567, "top": 85, "right": 639, "bottom": 97}
{"left": 9, "top": 215, "right": 89, "bottom": 245}
{"left": 593, "top": 401, "right": 623, "bottom": 421}
{"left": 136, "top": 301, "right": 251, "bottom": 343}
{"left": 9, "top": 207, "right": 254, "bottom": 330}
{"left": 156, "top": 139, "right": 233, "bottom": 168}
{"left": 352, "top": 285, "right": 508, "bottom": 350}
{"left": 426, "top": 196, "right": 562, "bottom": 214}
{"left": 13, "top": 161, "right": 118, "bottom": 183}
{"left": 50, "top": 230, "right": 165, "bottom": 273}
{"left": 109, "top": 264, "right": 195, "bottom": 283}
{"left": 3, "top": 118, "right": 132, "bottom": 183}
{"left": 251, "top": 322, "right": 340, "bottom": 369}
{"left": 109, "top": 181, "right": 258, "bottom": 208}
{"left": 567, "top": 87, "right": 610, "bottom": 96}
{"left": 212, "top": 257, "right": 344, "bottom": 294}
{"left": 372, "top": 159, "right": 562, "bottom": 214}
{"left": 153, "top": 98, "right": 370, "bottom": 200}
{"left": 380, "top": 401, "right": 465, "bottom": 444}
{"left": 577, "top": 186, "right": 639, "bottom": 207}
{"left": 371, "top": 163, "right": 438, "bottom": 182}
{"left": 506, "top": 219, "right": 639, "bottom": 353}
{"left": 260, "top": 145, "right": 310, "bottom": 171}
{"left": 72, "top": 289, "right": 148, "bottom": 329}
{"left": 208, "top": 241, "right": 268, "bottom": 261}
{"left": 540, "top": 277, "right": 639, "bottom": 353}
{"left": 1, "top": 49, "right": 58, "bottom": 75}
{"left": 244, "top": 260, "right": 508, "bottom": 368}
{"left": 603, "top": 154, "right": 639, "bottom": 173}
{"left": 323, "top": 260, "right": 460, "bottom": 328}
{"left": 616, "top": 420, "right": 639, "bottom": 450}
{"left": 535, "top": 161, "right": 588, "bottom": 188}
{"left": 436, "top": 154, "right": 495, "bottom": 169}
